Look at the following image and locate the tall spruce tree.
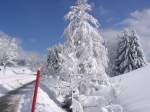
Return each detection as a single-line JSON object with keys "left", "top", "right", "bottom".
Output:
{"left": 45, "top": 1, "right": 123, "bottom": 111}
{"left": 115, "top": 30, "right": 146, "bottom": 75}
{"left": 63, "top": 0, "right": 109, "bottom": 85}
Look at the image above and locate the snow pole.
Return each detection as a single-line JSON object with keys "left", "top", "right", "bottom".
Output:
{"left": 31, "top": 69, "right": 40, "bottom": 112}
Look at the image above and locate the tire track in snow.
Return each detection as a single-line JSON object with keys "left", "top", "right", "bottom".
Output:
{"left": 0, "top": 81, "right": 35, "bottom": 112}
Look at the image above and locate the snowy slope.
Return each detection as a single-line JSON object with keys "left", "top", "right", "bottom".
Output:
{"left": 0, "top": 67, "right": 36, "bottom": 96}
{"left": 113, "top": 64, "right": 150, "bottom": 112}
{"left": 18, "top": 86, "right": 65, "bottom": 112}
{"left": 36, "top": 88, "right": 65, "bottom": 112}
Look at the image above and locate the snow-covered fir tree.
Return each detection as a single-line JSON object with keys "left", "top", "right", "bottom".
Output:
{"left": 114, "top": 30, "right": 146, "bottom": 75}
{"left": 46, "top": 44, "right": 64, "bottom": 78}
{"left": 45, "top": 1, "right": 123, "bottom": 112}
{"left": 46, "top": 0, "right": 109, "bottom": 93}
{"left": 63, "top": 0, "right": 109, "bottom": 86}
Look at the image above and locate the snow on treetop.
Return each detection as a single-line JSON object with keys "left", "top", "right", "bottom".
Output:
{"left": 76, "top": 0, "right": 88, "bottom": 5}
{"left": 65, "top": 0, "right": 99, "bottom": 29}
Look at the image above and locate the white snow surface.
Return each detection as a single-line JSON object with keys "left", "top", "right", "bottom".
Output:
{"left": 0, "top": 66, "right": 36, "bottom": 96}
{"left": 113, "top": 64, "right": 150, "bottom": 112}
{"left": 36, "top": 88, "right": 65, "bottom": 112}
{"left": 18, "top": 87, "right": 65, "bottom": 112}
{"left": 1, "top": 64, "right": 150, "bottom": 112}
{"left": 0, "top": 66, "right": 65, "bottom": 112}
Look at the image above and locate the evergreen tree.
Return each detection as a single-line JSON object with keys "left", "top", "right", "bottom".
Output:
{"left": 45, "top": 1, "right": 123, "bottom": 112}
{"left": 63, "top": 0, "right": 109, "bottom": 85}
{"left": 46, "top": 44, "right": 64, "bottom": 78}
{"left": 115, "top": 30, "right": 146, "bottom": 75}
{"left": 130, "top": 30, "right": 146, "bottom": 67}
{"left": 45, "top": 0, "right": 110, "bottom": 97}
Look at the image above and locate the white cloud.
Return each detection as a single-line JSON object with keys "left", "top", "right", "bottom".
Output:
{"left": 102, "top": 8, "right": 150, "bottom": 60}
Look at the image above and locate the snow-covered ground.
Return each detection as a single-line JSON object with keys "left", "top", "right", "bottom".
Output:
{"left": 41, "top": 65, "right": 150, "bottom": 112}
{"left": 113, "top": 64, "right": 150, "bottom": 112}
{"left": 0, "top": 66, "right": 65, "bottom": 112}
{"left": 0, "top": 66, "right": 36, "bottom": 96}
{"left": 1, "top": 65, "right": 150, "bottom": 112}
{"left": 18, "top": 86, "right": 65, "bottom": 112}
{"left": 36, "top": 88, "right": 65, "bottom": 112}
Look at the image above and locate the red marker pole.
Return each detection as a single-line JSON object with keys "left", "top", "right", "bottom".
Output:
{"left": 31, "top": 70, "right": 40, "bottom": 112}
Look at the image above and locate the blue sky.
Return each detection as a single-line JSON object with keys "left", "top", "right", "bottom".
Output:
{"left": 0, "top": 0, "right": 150, "bottom": 54}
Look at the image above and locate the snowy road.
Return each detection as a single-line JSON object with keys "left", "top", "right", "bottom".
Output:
{"left": 0, "top": 81, "right": 35, "bottom": 112}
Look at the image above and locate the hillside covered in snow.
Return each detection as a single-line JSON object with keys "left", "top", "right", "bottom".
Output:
{"left": 0, "top": 67, "right": 35, "bottom": 97}
{"left": 113, "top": 64, "right": 150, "bottom": 112}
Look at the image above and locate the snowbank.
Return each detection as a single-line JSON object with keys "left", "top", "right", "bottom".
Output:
{"left": 36, "top": 88, "right": 66, "bottom": 112}
{"left": 113, "top": 64, "right": 150, "bottom": 112}
{"left": 18, "top": 87, "right": 65, "bottom": 112}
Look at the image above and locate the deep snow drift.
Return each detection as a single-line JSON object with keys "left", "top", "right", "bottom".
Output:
{"left": 113, "top": 64, "right": 150, "bottom": 112}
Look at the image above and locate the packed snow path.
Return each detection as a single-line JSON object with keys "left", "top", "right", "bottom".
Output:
{"left": 0, "top": 81, "right": 34, "bottom": 112}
